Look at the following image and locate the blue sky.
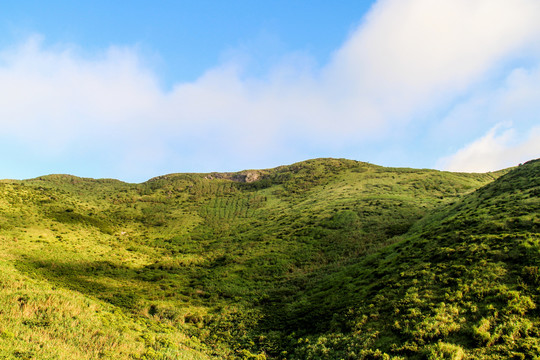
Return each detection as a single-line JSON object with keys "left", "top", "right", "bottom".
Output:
{"left": 1, "top": 1, "right": 372, "bottom": 85}
{"left": 1, "top": 0, "right": 539, "bottom": 182}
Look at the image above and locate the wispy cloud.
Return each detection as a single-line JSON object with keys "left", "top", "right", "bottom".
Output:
{"left": 438, "top": 124, "right": 540, "bottom": 172}
{"left": 1, "top": 0, "right": 540, "bottom": 181}
{"left": 435, "top": 63, "right": 540, "bottom": 171}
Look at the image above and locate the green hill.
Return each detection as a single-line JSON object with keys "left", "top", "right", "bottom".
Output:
{"left": 283, "top": 159, "right": 540, "bottom": 359}
{"left": 0, "top": 158, "right": 537, "bottom": 359}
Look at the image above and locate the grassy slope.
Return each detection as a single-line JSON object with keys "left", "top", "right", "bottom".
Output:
{"left": 288, "top": 159, "right": 540, "bottom": 359}
{"left": 0, "top": 179, "right": 210, "bottom": 359}
{"left": 0, "top": 158, "right": 521, "bottom": 358}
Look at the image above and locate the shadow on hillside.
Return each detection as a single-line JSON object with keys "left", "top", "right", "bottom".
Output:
{"left": 14, "top": 257, "right": 163, "bottom": 309}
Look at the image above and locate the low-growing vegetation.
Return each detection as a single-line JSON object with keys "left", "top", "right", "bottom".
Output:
{"left": 0, "top": 157, "right": 538, "bottom": 359}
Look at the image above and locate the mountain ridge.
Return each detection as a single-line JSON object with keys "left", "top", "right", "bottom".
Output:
{"left": 3, "top": 157, "right": 511, "bottom": 185}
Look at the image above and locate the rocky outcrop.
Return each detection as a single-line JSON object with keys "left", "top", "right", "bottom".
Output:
{"left": 204, "top": 170, "right": 262, "bottom": 183}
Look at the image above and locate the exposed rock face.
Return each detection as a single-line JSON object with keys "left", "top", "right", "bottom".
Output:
{"left": 234, "top": 171, "right": 260, "bottom": 183}
{"left": 204, "top": 170, "right": 262, "bottom": 183}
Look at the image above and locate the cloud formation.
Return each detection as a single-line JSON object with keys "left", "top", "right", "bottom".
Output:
{"left": 438, "top": 124, "right": 540, "bottom": 172}
{"left": 1, "top": 0, "right": 540, "bottom": 181}
{"left": 327, "top": 0, "right": 540, "bottom": 120}
{"left": 436, "top": 63, "right": 540, "bottom": 171}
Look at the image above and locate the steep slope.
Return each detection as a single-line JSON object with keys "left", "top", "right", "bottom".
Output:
{"left": 285, "top": 159, "right": 540, "bottom": 359}
{"left": 0, "top": 158, "right": 510, "bottom": 358}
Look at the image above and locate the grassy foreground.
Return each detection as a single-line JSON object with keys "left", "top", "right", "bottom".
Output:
{"left": 0, "top": 158, "right": 537, "bottom": 359}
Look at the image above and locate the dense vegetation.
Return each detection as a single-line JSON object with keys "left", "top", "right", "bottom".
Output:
{"left": 0, "top": 157, "right": 537, "bottom": 359}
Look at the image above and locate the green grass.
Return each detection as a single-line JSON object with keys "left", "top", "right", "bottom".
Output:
{"left": 281, "top": 159, "right": 540, "bottom": 359}
{"left": 1, "top": 157, "right": 537, "bottom": 359}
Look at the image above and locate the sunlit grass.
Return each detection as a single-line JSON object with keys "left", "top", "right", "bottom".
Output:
{"left": 0, "top": 157, "right": 537, "bottom": 358}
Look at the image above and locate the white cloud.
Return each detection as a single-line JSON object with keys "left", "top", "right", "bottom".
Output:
{"left": 438, "top": 124, "right": 540, "bottom": 172}
{"left": 0, "top": 36, "right": 161, "bottom": 151}
{"left": 1, "top": 0, "right": 540, "bottom": 180}
{"left": 433, "top": 64, "right": 540, "bottom": 170}
{"left": 326, "top": 0, "right": 540, "bottom": 120}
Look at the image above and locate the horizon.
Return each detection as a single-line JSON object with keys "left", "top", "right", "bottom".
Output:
{"left": 2, "top": 156, "right": 528, "bottom": 184}
{"left": 1, "top": 0, "right": 539, "bottom": 182}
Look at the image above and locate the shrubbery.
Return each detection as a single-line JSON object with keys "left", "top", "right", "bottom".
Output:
{"left": 0, "top": 158, "right": 537, "bottom": 359}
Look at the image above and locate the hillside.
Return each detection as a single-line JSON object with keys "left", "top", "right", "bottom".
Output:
{"left": 284, "top": 159, "right": 540, "bottom": 359}
{"left": 0, "top": 158, "right": 537, "bottom": 359}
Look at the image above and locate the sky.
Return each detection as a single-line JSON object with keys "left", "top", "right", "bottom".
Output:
{"left": 1, "top": 0, "right": 539, "bottom": 182}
